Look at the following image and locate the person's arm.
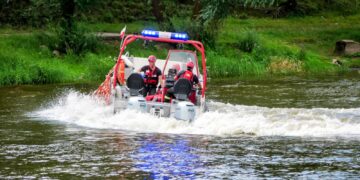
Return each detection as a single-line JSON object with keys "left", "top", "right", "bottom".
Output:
{"left": 138, "top": 66, "right": 146, "bottom": 73}
{"left": 157, "top": 68, "right": 164, "bottom": 87}
{"left": 193, "top": 75, "right": 202, "bottom": 90}
{"left": 158, "top": 75, "right": 164, "bottom": 88}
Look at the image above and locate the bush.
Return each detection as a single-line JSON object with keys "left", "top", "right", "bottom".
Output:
{"left": 175, "top": 19, "right": 217, "bottom": 48}
{"left": 237, "top": 30, "right": 259, "bottom": 53}
{"left": 206, "top": 50, "right": 267, "bottom": 77}
{"left": 293, "top": 0, "right": 360, "bottom": 16}
{"left": 0, "top": 0, "right": 61, "bottom": 27}
{"left": 252, "top": 46, "right": 271, "bottom": 63}
{"left": 85, "top": 53, "right": 114, "bottom": 81}
{"left": 297, "top": 48, "right": 307, "bottom": 61}
{"left": 38, "top": 23, "right": 99, "bottom": 56}
{"left": 0, "top": 53, "right": 66, "bottom": 85}
{"left": 238, "top": 12, "right": 249, "bottom": 19}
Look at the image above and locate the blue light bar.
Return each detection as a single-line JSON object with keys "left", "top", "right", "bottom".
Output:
{"left": 141, "top": 30, "right": 189, "bottom": 41}
{"left": 171, "top": 33, "right": 189, "bottom": 40}
{"left": 141, "top": 30, "right": 159, "bottom": 38}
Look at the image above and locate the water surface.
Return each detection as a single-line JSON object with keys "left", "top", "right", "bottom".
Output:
{"left": 1, "top": 74, "right": 360, "bottom": 179}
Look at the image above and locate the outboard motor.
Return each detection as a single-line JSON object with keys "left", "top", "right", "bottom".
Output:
{"left": 171, "top": 78, "right": 196, "bottom": 122}
{"left": 126, "top": 73, "right": 147, "bottom": 112}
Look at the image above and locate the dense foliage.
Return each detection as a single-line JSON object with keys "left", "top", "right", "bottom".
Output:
{"left": 2, "top": 0, "right": 357, "bottom": 48}
{"left": 1, "top": 0, "right": 358, "bottom": 27}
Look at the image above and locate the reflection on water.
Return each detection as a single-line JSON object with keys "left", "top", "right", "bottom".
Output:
{"left": 1, "top": 74, "right": 360, "bottom": 179}
{"left": 2, "top": 129, "right": 360, "bottom": 179}
{"left": 208, "top": 74, "right": 360, "bottom": 108}
{"left": 134, "top": 136, "right": 202, "bottom": 179}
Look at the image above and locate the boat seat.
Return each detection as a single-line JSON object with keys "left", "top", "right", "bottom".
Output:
{"left": 173, "top": 78, "right": 192, "bottom": 101}
{"left": 165, "top": 77, "right": 175, "bottom": 88}
{"left": 165, "top": 68, "right": 177, "bottom": 88}
{"left": 126, "top": 73, "right": 144, "bottom": 96}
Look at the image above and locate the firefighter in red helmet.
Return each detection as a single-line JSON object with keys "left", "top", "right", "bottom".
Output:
{"left": 175, "top": 61, "right": 201, "bottom": 88}
{"left": 164, "top": 61, "right": 202, "bottom": 102}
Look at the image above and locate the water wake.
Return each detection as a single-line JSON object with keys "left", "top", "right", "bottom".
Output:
{"left": 32, "top": 90, "right": 360, "bottom": 137}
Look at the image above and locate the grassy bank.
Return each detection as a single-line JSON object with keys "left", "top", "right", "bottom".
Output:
{"left": 0, "top": 34, "right": 114, "bottom": 86}
{"left": 80, "top": 14, "right": 359, "bottom": 77}
{"left": 1, "top": 14, "right": 359, "bottom": 86}
{"left": 207, "top": 14, "right": 360, "bottom": 77}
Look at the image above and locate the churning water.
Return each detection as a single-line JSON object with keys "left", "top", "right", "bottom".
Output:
{"left": 1, "top": 74, "right": 360, "bottom": 179}
{"left": 33, "top": 90, "right": 360, "bottom": 137}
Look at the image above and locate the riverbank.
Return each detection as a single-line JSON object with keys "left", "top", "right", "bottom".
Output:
{"left": 1, "top": 14, "right": 359, "bottom": 86}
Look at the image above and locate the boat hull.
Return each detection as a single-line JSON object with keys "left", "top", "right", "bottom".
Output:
{"left": 114, "top": 92, "right": 199, "bottom": 122}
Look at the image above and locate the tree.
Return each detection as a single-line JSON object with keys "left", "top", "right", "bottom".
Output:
{"left": 150, "top": 0, "right": 175, "bottom": 31}
{"left": 51, "top": 0, "right": 99, "bottom": 54}
{"left": 190, "top": 0, "right": 277, "bottom": 47}
{"left": 0, "top": 0, "right": 31, "bottom": 26}
{"left": 60, "top": 0, "right": 75, "bottom": 40}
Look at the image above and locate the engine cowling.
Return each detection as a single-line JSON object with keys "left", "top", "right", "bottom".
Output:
{"left": 172, "top": 101, "right": 196, "bottom": 122}
{"left": 127, "top": 97, "right": 147, "bottom": 113}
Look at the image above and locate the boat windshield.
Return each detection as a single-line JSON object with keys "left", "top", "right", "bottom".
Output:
{"left": 164, "top": 50, "right": 199, "bottom": 76}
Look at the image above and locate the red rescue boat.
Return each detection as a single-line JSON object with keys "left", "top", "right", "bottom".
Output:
{"left": 95, "top": 29, "right": 208, "bottom": 122}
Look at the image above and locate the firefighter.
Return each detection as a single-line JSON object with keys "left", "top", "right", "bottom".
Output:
{"left": 164, "top": 61, "right": 202, "bottom": 102}
{"left": 138, "top": 55, "right": 163, "bottom": 96}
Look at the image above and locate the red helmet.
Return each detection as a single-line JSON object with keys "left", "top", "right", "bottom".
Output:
{"left": 148, "top": 55, "right": 156, "bottom": 62}
{"left": 186, "top": 61, "right": 194, "bottom": 69}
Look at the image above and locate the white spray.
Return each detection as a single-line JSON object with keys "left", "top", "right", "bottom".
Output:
{"left": 32, "top": 90, "right": 360, "bottom": 137}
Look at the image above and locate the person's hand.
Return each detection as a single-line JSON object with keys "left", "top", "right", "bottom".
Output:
{"left": 197, "top": 90, "right": 202, "bottom": 95}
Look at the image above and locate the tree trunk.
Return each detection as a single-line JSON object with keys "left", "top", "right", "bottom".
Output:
{"left": 192, "top": 0, "right": 201, "bottom": 20}
{"left": 151, "top": 0, "right": 164, "bottom": 23}
{"left": 61, "top": 0, "right": 75, "bottom": 32}
{"left": 59, "top": 0, "right": 76, "bottom": 53}
{"left": 151, "top": 0, "right": 174, "bottom": 31}
{"left": 279, "top": 0, "right": 298, "bottom": 13}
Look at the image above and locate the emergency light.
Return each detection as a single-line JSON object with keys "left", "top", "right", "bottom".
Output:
{"left": 141, "top": 30, "right": 189, "bottom": 40}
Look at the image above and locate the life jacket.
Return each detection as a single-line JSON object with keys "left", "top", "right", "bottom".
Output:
{"left": 144, "top": 66, "right": 158, "bottom": 85}
{"left": 180, "top": 70, "right": 194, "bottom": 83}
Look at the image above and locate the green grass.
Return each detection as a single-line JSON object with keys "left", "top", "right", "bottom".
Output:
{"left": 0, "top": 34, "right": 114, "bottom": 86}
{"left": 222, "top": 14, "right": 360, "bottom": 57}
{"left": 206, "top": 50, "right": 267, "bottom": 76}
{"left": 208, "top": 14, "right": 360, "bottom": 77}
{"left": 1, "top": 14, "right": 359, "bottom": 86}
{"left": 82, "top": 14, "right": 358, "bottom": 77}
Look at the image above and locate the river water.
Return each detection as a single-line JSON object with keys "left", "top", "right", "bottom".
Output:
{"left": 1, "top": 72, "right": 360, "bottom": 179}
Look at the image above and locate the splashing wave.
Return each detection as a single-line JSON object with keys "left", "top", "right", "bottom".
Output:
{"left": 31, "top": 90, "right": 360, "bottom": 137}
